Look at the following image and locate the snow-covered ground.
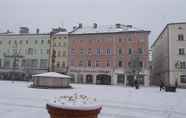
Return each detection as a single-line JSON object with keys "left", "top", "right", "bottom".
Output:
{"left": 0, "top": 81, "right": 186, "bottom": 118}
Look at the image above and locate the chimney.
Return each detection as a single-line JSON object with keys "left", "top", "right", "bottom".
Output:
{"left": 19, "top": 27, "right": 29, "bottom": 34}
{"left": 126, "top": 25, "right": 132, "bottom": 28}
{"left": 73, "top": 26, "right": 76, "bottom": 30}
{"left": 78, "top": 23, "right": 82, "bottom": 28}
{"left": 93, "top": 23, "right": 97, "bottom": 28}
{"left": 36, "top": 28, "right": 40, "bottom": 34}
{"left": 115, "top": 23, "right": 121, "bottom": 28}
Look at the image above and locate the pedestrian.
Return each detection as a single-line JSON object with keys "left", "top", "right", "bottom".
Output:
{"left": 134, "top": 79, "right": 139, "bottom": 89}
{"left": 160, "top": 80, "right": 165, "bottom": 91}
{"left": 175, "top": 79, "right": 178, "bottom": 88}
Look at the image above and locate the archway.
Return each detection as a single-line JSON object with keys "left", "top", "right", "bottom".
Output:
{"left": 86, "top": 74, "right": 93, "bottom": 84}
{"left": 96, "top": 74, "right": 111, "bottom": 85}
{"left": 77, "top": 74, "right": 84, "bottom": 83}
{"left": 69, "top": 74, "right": 75, "bottom": 83}
{"left": 127, "top": 75, "right": 134, "bottom": 86}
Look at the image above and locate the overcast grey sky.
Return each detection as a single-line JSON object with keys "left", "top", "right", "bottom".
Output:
{"left": 0, "top": 0, "right": 186, "bottom": 46}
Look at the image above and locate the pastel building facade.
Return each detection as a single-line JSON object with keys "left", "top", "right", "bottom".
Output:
{"left": 49, "top": 32, "right": 69, "bottom": 73}
{"left": 152, "top": 22, "right": 186, "bottom": 87}
{"left": 68, "top": 24, "right": 150, "bottom": 86}
{"left": 0, "top": 34, "right": 50, "bottom": 79}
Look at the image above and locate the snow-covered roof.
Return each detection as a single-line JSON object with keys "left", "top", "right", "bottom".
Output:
{"left": 70, "top": 24, "right": 147, "bottom": 34}
{"left": 32, "top": 72, "right": 71, "bottom": 78}
{"left": 47, "top": 94, "right": 102, "bottom": 110}
{"left": 55, "top": 31, "right": 68, "bottom": 35}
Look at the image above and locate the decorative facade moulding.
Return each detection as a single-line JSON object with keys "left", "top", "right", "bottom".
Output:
{"left": 70, "top": 69, "right": 110, "bottom": 74}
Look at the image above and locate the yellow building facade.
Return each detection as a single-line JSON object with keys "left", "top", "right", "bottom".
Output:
{"left": 49, "top": 32, "right": 68, "bottom": 74}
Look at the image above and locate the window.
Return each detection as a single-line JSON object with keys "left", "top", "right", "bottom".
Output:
{"left": 179, "top": 48, "right": 185, "bottom": 55}
{"left": 0, "top": 41, "right": 2, "bottom": 45}
{"left": 180, "top": 61, "right": 186, "bottom": 69}
{"left": 47, "top": 49, "right": 49, "bottom": 54}
{"left": 14, "top": 40, "right": 17, "bottom": 45}
{"left": 178, "top": 27, "right": 183, "bottom": 30}
{"left": 48, "top": 40, "right": 50, "bottom": 44}
{"left": 88, "top": 60, "right": 91, "bottom": 67}
{"left": 58, "top": 42, "right": 61, "bottom": 46}
{"left": 128, "top": 35, "right": 132, "bottom": 41}
{"left": 40, "top": 59, "right": 48, "bottom": 68}
{"left": 89, "top": 40, "right": 92, "bottom": 43}
{"left": 28, "top": 48, "right": 33, "bottom": 55}
{"left": 107, "top": 60, "right": 110, "bottom": 67}
{"left": 80, "top": 49, "right": 84, "bottom": 55}
{"left": 62, "top": 62, "right": 65, "bottom": 67}
{"left": 0, "top": 59, "right": 2, "bottom": 67}
{"left": 96, "top": 48, "right": 101, "bottom": 55}
{"left": 31, "top": 59, "right": 38, "bottom": 68}
{"left": 53, "top": 42, "right": 56, "bottom": 47}
{"left": 180, "top": 75, "right": 186, "bottom": 83}
{"left": 178, "top": 34, "right": 184, "bottom": 41}
{"left": 57, "top": 51, "right": 61, "bottom": 57}
{"left": 71, "top": 49, "right": 75, "bottom": 55}
{"left": 26, "top": 40, "right": 28, "bottom": 44}
{"left": 128, "top": 48, "right": 132, "bottom": 54}
{"left": 107, "top": 48, "right": 112, "bottom": 55}
{"left": 63, "top": 42, "right": 66, "bottom": 47}
{"left": 19, "top": 40, "right": 22, "bottom": 44}
{"left": 96, "top": 60, "right": 99, "bottom": 67}
{"left": 21, "top": 59, "right": 25, "bottom": 67}
{"left": 139, "top": 61, "right": 143, "bottom": 68}
{"left": 117, "top": 74, "right": 125, "bottom": 84}
{"left": 41, "top": 40, "right": 44, "bottom": 44}
{"left": 118, "top": 48, "right": 122, "bottom": 55}
{"left": 128, "top": 62, "right": 131, "bottom": 68}
{"left": 40, "top": 49, "right": 43, "bottom": 55}
{"left": 4, "top": 59, "right": 11, "bottom": 68}
{"left": 56, "top": 62, "right": 60, "bottom": 68}
{"left": 63, "top": 51, "right": 66, "bottom": 56}
{"left": 8, "top": 40, "right": 11, "bottom": 45}
{"left": 119, "top": 37, "right": 122, "bottom": 43}
{"left": 12, "top": 49, "right": 17, "bottom": 54}
{"left": 70, "top": 60, "right": 74, "bottom": 66}
{"left": 88, "top": 48, "right": 91, "bottom": 55}
{"left": 118, "top": 61, "right": 122, "bottom": 67}
{"left": 138, "top": 48, "right": 143, "bottom": 54}
{"left": 35, "top": 40, "right": 38, "bottom": 44}
{"left": 79, "top": 60, "right": 83, "bottom": 66}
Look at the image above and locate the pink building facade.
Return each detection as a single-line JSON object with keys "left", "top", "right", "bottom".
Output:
{"left": 68, "top": 24, "right": 150, "bottom": 86}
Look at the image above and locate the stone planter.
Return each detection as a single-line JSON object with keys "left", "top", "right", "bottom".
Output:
{"left": 47, "top": 104, "right": 101, "bottom": 118}
{"left": 46, "top": 94, "right": 102, "bottom": 118}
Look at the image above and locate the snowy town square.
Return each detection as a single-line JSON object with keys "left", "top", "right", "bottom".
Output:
{"left": 0, "top": 80, "right": 185, "bottom": 118}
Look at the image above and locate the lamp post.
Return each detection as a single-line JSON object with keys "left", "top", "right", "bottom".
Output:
{"left": 175, "top": 61, "right": 180, "bottom": 87}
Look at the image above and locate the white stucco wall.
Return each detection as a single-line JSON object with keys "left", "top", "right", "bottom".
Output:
{"left": 168, "top": 23, "right": 186, "bottom": 86}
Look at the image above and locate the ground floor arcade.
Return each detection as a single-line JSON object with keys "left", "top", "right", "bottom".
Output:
{"left": 69, "top": 68, "right": 149, "bottom": 86}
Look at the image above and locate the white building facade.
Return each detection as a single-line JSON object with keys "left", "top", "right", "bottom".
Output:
{"left": 152, "top": 22, "right": 186, "bottom": 87}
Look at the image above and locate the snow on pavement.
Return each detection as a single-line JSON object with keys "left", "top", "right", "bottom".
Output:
{"left": 0, "top": 80, "right": 186, "bottom": 118}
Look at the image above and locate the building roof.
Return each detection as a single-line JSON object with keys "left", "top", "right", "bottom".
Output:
{"left": 0, "top": 33, "right": 49, "bottom": 36}
{"left": 70, "top": 24, "right": 149, "bottom": 35}
{"left": 32, "top": 72, "right": 71, "bottom": 79}
{"left": 55, "top": 31, "right": 68, "bottom": 35}
{"left": 151, "top": 22, "right": 186, "bottom": 48}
